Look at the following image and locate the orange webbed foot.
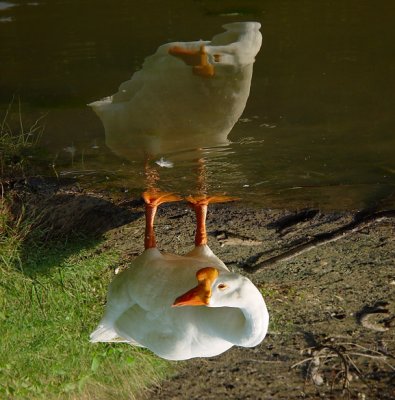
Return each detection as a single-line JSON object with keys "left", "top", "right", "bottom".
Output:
{"left": 168, "top": 44, "right": 215, "bottom": 78}
{"left": 186, "top": 195, "right": 239, "bottom": 207}
{"left": 142, "top": 191, "right": 182, "bottom": 207}
{"left": 168, "top": 46, "right": 203, "bottom": 66}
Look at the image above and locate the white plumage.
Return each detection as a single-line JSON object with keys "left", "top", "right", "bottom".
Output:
{"left": 90, "top": 244, "right": 269, "bottom": 361}
{"left": 89, "top": 22, "right": 262, "bottom": 158}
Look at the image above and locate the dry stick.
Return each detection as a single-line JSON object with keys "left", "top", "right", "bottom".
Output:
{"left": 291, "top": 354, "right": 339, "bottom": 369}
{"left": 317, "top": 346, "right": 350, "bottom": 392}
{"left": 339, "top": 342, "right": 395, "bottom": 361}
{"left": 249, "top": 210, "right": 395, "bottom": 273}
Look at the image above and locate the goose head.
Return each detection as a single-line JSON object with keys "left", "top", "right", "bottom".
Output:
{"left": 172, "top": 267, "right": 255, "bottom": 308}
{"left": 173, "top": 267, "right": 269, "bottom": 347}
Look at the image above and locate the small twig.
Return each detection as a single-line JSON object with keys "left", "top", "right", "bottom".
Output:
{"left": 291, "top": 354, "right": 339, "bottom": 369}
{"left": 348, "top": 352, "right": 390, "bottom": 361}
{"left": 337, "top": 342, "right": 385, "bottom": 354}
{"left": 345, "top": 354, "right": 375, "bottom": 392}
{"left": 322, "top": 346, "right": 350, "bottom": 390}
{"left": 331, "top": 369, "right": 346, "bottom": 393}
{"left": 291, "top": 357, "right": 314, "bottom": 369}
{"left": 348, "top": 353, "right": 395, "bottom": 370}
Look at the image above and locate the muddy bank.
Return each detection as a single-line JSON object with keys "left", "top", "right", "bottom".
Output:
{"left": 141, "top": 203, "right": 394, "bottom": 399}
{"left": 5, "top": 179, "right": 395, "bottom": 399}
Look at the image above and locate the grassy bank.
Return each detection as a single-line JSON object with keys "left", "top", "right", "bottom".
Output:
{"left": 0, "top": 99, "right": 45, "bottom": 181}
{"left": 0, "top": 104, "right": 173, "bottom": 399}
{"left": 0, "top": 209, "right": 172, "bottom": 399}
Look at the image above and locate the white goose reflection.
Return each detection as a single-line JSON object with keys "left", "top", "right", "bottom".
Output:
{"left": 90, "top": 22, "right": 269, "bottom": 360}
{"left": 89, "top": 22, "right": 262, "bottom": 159}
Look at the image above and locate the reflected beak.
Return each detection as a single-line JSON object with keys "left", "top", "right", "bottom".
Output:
{"left": 172, "top": 267, "right": 219, "bottom": 307}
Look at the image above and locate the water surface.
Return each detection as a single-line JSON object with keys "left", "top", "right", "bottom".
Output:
{"left": 1, "top": 1, "right": 395, "bottom": 210}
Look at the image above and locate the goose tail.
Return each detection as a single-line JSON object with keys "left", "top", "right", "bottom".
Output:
{"left": 90, "top": 323, "right": 123, "bottom": 343}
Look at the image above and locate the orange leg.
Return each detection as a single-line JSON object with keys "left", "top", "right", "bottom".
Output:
{"left": 187, "top": 195, "right": 238, "bottom": 246}
{"left": 143, "top": 156, "right": 160, "bottom": 193}
{"left": 143, "top": 191, "right": 181, "bottom": 249}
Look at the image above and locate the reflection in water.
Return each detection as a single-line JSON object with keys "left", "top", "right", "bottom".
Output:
{"left": 89, "top": 22, "right": 261, "bottom": 160}
{"left": 0, "top": 2, "right": 15, "bottom": 11}
{"left": 1, "top": 2, "right": 394, "bottom": 209}
{"left": 91, "top": 189, "right": 269, "bottom": 360}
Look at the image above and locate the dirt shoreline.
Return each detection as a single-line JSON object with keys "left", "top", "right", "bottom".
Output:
{"left": 142, "top": 202, "right": 394, "bottom": 400}
{"left": 6, "top": 179, "right": 395, "bottom": 399}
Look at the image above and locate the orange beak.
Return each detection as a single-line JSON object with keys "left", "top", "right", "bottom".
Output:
{"left": 172, "top": 267, "right": 219, "bottom": 307}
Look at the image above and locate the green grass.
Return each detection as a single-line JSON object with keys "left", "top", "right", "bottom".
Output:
{"left": 0, "top": 103, "right": 173, "bottom": 398}
{"left": 0, "top": 211, "right": 173, "bottom": 399}
{"left": 0, "top": 98, "right": 45, "bottom": 180}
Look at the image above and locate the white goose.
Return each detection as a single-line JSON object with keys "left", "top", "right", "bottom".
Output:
{"left": 90, "top": 192, "right": 269, "bottom": 360}
{"left": 89, "top": 22, "right": 262, "bottom": 159}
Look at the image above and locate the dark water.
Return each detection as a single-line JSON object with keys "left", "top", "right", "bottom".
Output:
{"left": 1, "top": 1, "right": 395, "bottom": 210}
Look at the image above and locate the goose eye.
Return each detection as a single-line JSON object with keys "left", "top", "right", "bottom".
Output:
{"left": 217, "top": 283, "right": 228, "bottom": 290}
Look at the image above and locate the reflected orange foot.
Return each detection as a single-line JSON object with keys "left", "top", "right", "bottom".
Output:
{"left": 186, "top": 195, "right": 239, "bottom": 207}
{"left": 168, "top": 46, "right": 203, "bottom": 66}
{"left": 142, "top": 191, "right": 182, "bottom": 207}
{"left": 168, "top": 44, "right": 215, "bottom": 78}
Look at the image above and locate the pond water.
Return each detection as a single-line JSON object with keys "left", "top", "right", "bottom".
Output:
{"left": 1, "top": 0, "right": 395, "bottom": 210}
